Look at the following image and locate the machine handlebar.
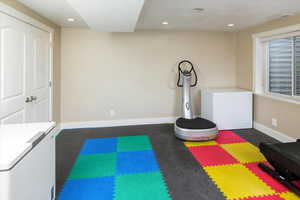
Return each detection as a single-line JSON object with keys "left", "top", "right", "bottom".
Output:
{"left": 177, "top": 60, "right": 198, "bottom": 87}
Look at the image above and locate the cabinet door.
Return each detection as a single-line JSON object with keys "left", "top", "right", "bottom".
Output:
{"left": 0, "top": 13, "right": 30, "bottom": 124}
{"left": 28, "top": 27, "right": 51, "bottom": 122}
{"left": 0, "top": 13, "right": 51, "bottom": 124}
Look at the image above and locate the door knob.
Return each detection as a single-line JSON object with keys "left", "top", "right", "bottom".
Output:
{"left": 25, "top": 97, "right": 32, "bottom": 103}
{"left": 30, "top": 96, "right": 37, "bottom": 101}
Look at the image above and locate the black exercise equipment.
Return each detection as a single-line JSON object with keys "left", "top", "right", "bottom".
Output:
{"left": 258, "top": 140, "right": 300, "bottom": 196}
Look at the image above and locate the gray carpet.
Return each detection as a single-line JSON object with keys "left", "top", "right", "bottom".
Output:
{"left": 56, "top": 124, "right": 278, "bottom": 200}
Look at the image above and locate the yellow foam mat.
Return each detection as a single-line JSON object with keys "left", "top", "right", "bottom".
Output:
{"left": 221, "top": 142, "right": 266, "bottom": 163}
{"left": 280, "top": 192, "right": 300, "bottom": 200}
{"left": 204, "top": 164, "right": 275, "bottom": 199}
{"left": 184, "top": 140, "right": 218, "bottom": 147}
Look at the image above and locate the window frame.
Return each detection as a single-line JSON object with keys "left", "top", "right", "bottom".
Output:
{"left": 253, "top": 24, "right": 300, "bottom": 104}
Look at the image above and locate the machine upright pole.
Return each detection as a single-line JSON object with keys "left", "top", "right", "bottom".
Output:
{"left": 182, "top": 73, "right": 193, "bottom": 119}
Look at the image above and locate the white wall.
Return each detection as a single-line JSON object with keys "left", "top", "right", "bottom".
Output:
{"left": 61, "top": 28, "right": 237, "bottom": 123}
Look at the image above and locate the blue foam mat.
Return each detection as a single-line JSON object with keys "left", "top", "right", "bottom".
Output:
{"left": 116, "top": 150, "right": 159, "bottom": 174}
{"left": 58, "top": 176, "right": 114, "bottom": 200}
{"left": 80, "top": 137, "right": 117, "bottom": 155}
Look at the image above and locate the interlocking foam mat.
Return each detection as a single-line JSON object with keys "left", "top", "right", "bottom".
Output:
{"left": 58, "top": 135, "right": 172, "bottom": 200}
{"left": 185, "top": 130, "right": 300, "bottom": 200}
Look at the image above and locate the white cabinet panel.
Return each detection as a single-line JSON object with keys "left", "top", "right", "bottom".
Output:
{"left": 0, "top": 13, "right": 28, "bottom": 124}
{"left": 0, "top": 28, "right": 25, "bottom": 100}
{"left": 34, "top": 37, "right": 49, "bottom": 90}
{"left": 31, "top": 28, "right": 50, "bottom": 122}
{"left": 34, "top": 99, "right": 49, "bottom": 122}
{"left": 0, "top": 109, "right": 25, "bottom": 124}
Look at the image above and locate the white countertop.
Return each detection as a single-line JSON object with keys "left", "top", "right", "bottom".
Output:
{"left": 0, "top": 122, "right": 56, "bottom": 171}
{"left": 201, "top": 87, "right": 252, "bottom": 93}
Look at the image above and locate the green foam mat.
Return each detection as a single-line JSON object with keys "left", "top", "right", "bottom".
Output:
{"left": 69, "top": 153, "right": 116, "bottom": 179}
{"left": 115, "top": 172, "right": 172, "bottom": 200}
{"left": 117, "top": 135, "right": 152, "bottom": 152}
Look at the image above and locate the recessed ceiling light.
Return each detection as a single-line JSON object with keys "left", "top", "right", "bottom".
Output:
{"left": 227, "top": 23, "right": 235, "bottom": 27}
{"left": 280, "top": 13, "right": 294, "bottom": 19}
{"left": 162, "top": 21, "right": 169, "bottom": 25}
{"left": 67, "top": 18, "right": 75, "bottom": 22}
{"left": 192, "top": 8, "right": 204, "bottom": 12}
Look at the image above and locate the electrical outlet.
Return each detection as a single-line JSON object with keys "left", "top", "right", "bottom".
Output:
{"left": 272, "top": 118, "right": 278, "bottom": 127}
{"left": 109, "top": 109, "right": 115, "bottom": 117}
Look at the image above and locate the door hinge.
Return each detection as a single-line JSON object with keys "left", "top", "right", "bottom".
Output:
{"left": 49, "top": 81, "right": 52, "bottom": 87}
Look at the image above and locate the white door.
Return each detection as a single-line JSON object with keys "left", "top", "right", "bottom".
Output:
{"left": 0, "top": 12, "right": 52, "bottom": 124}
{"left": 28, "top": 26, "right": 51, "bottom": 123}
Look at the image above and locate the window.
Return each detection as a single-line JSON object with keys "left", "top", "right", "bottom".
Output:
{"left": 253, "top": 25, "right": 300, "bottom": 104}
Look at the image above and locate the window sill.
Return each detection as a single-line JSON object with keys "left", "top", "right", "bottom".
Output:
{"left": 254, "top": 93, "right": 300, "bottom": 105}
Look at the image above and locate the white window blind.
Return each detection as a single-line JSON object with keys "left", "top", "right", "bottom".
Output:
{"left": 295, "top": 36, "right": 300, "bottom": 96}
{"left": 268, "top": 38, "right": 293, "bottom": 95}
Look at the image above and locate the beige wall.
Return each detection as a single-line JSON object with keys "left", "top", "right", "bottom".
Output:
{"left": 236, "top": 14, "right": 300, "bottom": 139}
{"left": 4, "top": 0, "right": 299, "bottom": 138}
{"left": 0, "top": 0, "right": 61, "bottom": 122}
{"left": 61, "top": 28, "right": 237, "bottom": 123}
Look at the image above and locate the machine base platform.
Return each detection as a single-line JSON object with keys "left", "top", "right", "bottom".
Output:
{"left": 174, "top": 118, "right": 218, "bottom": 141}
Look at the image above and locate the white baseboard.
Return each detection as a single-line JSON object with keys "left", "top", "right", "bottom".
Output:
{"left": 253, "top": 121, "right": 296, "bottom": 143}
{"left": 60, "top": 117, "right": 177, "bottom": 130}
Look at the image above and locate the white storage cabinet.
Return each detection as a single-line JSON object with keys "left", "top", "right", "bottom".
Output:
{"left": 0, "top": 122, "right": 56, "bottom": 200}
{"left": 201, "top": 88, "right": 253, "bottom": 130}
